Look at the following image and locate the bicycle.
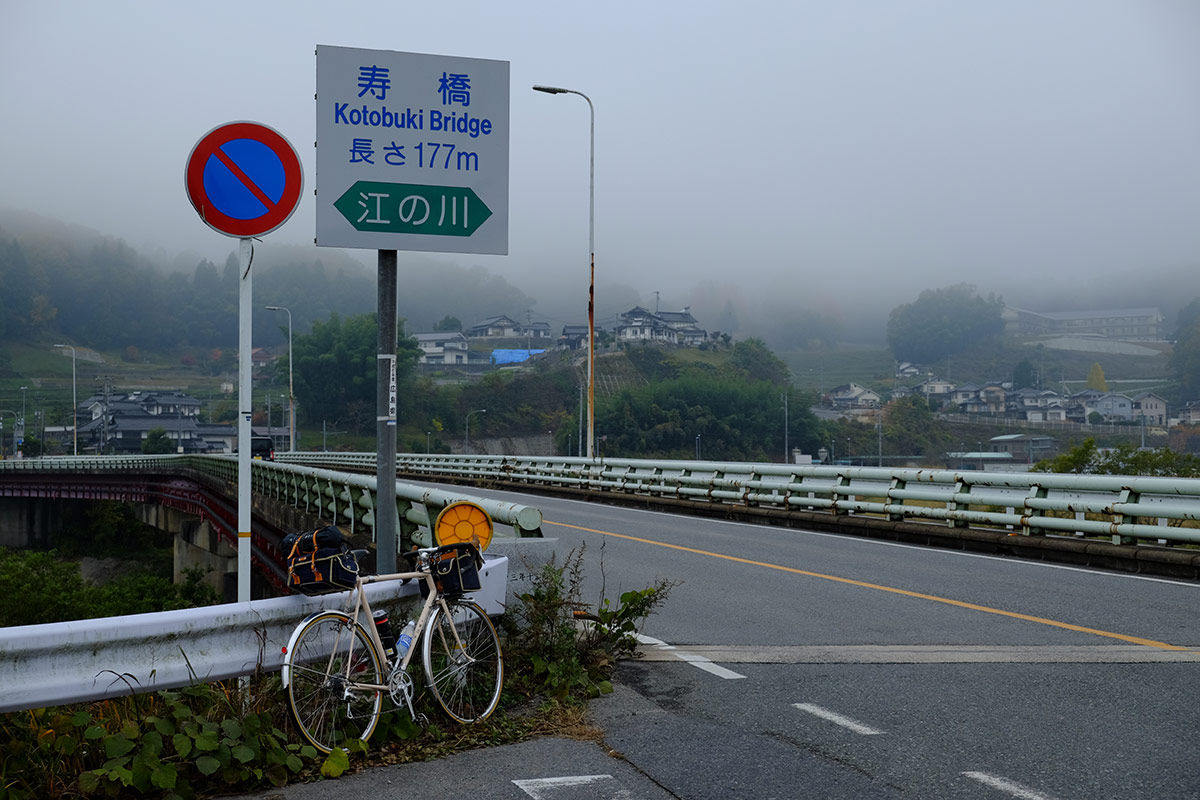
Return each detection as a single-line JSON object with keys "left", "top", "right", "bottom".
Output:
{"left": 280, "top": 504, "right": 503, "bottom": 753}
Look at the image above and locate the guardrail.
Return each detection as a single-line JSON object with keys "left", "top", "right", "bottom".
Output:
{"left": 0, "top": 454, "right": 544, "bottom": 546}
{"left": 284, "top": 452, "right": 1200, "bottom": 547}
{"left": 0, "top": 555, "right": 509, "bottom": 713}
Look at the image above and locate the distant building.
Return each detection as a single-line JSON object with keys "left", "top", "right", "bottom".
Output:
{"left": 989, "top": 434, "right": 1058, "bottom": 464}
{"left": 1131, "top": 392, "right": 1167, "bottom": 426}
{"left": 1003, "top": 306, "right": 1164, "bottom": 343}
{"left": 414, "top": 331, "right": 469, "bottom": 365}
{"left": 467, "top": 315, "right": 521, "bottom": 338}
{"left": 614, "top": 306, "right": 708, "bottom": 346}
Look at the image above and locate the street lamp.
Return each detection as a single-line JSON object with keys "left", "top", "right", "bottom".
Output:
{"left": 18, "top": 385, "right": 26, "bottom": 456}
{"left": 464, "top": 408, "right": 486, "bottom": 451}
{"left": 426, "top": 431, "right": 432, "bottom": 453}
{"left": 265, "top": 305, "right": 294, "bottom": 451}
{"left": 534, "top": 83, "right": 596, "bottom": 459}
{"left": 53, "top": 344, "right": 77, "bottom": 456}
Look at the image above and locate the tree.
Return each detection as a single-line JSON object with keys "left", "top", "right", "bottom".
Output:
{"left": 1033, "top": 438, "right": 1200, "bottom": 477}
{"left": 141, "top": 427, "right": 176, "bottom": 454}
{"left": 881, "top": 396, "right": 950, "bottom": 457}
{"left": 292, "top": 312, "right": 420, "bottom": 428}
{"left": 1012, "top": 358, "right": 1036, "bottom": 390}
{"left": 1170, "top": 297, "right": 1200, "bottom": 399}
{"left": 434, "top": 315, "right": 462, "bottom": 332}
{"left": 886, "top": 284, "right": 1005, "bottom": 364}
{"left": 730, "top": 338, "right": 791, "bottom": 385}
{"left": 1086, "top": 363, "right": 1108, "bottom": 391}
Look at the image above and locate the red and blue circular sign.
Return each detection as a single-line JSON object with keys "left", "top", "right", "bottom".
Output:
{"left": 185, "top": 121, "right": 303, "bottom": 238}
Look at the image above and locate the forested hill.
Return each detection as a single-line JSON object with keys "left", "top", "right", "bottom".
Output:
{"left": 0, "top": 212, "right": 537, "bottom": 354}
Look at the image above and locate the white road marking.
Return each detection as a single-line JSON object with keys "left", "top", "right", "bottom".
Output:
{"left": 513, "top": 774, "right": 619, "bottom": 798}
{"left": 635, "top": 633, "right": 747, "bottom": 679}
{"left": 962, "top": 771, "right": 1059, "bottom": 800}
{"left": 792, "top": 703, "right": 885, "bottom": 735}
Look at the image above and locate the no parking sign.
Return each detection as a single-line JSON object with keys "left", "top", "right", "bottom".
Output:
{"left": 185, "top": 121, "right": 303, "bottom": 238}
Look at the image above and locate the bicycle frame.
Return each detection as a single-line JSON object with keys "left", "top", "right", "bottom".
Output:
{"left": 280, "top": 559, "right": 467, "bottom": 695}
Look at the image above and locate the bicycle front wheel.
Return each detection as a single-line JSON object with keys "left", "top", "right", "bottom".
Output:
{"left": 285, "top": 611, "right": 383, "bottom": 753}
{"left": 422, "top": 599, "right": 503, "bottom": 723}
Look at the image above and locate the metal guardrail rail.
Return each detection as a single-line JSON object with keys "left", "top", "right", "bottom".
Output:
{"left": 0, "top": 555, "right": 509, "bottom": 713}
{"left": 0, "top": 454, "right": 544, "bottom": 544}
{"left": 285, "top": 452, "right": 1200, "bottom": 547}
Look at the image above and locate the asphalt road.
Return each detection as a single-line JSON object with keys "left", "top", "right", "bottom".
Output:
{"left": 237, "top": 489, "right": 1200, "bottom": 799}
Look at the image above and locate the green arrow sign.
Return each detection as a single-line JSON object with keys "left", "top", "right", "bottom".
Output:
{"left": 333, "top": 181, "right": 493, "bottom": 237}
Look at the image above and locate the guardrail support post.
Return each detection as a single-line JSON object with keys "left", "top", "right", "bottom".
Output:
{"left": 887, "top": 477, "right": 906, "bottom": 522}
{"left": 1113, "top": 488, "right": 1137, "bottom": 545}
{"left": 947, "top": 478, "right": 968, "bottom": 528}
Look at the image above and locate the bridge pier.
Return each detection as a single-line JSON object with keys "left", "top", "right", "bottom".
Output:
{"left": 0, "top": 498, "right": 63, "bottom": 549}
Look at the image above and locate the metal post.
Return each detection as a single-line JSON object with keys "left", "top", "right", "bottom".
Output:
{"left": 377, "top": 250, "right": 399, "bottom": 573}
{"left": 781, "top": 391, "right": 788, "bottom": 463}
{"left": 236, "top": 237, "right": 253, "bottom": 602}
{"left": 534, "top": 84, "right": 596, "bottom": 459}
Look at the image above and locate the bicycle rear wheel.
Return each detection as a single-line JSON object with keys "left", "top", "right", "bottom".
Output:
{"left": 422, "top": 599, "right": 503, "bottom": 723}
{"left": 285, "top": 611, "right": 383, "bottom": 752}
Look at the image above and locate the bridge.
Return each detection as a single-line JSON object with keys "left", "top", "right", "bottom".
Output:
{"left": 3, "top": 454, "right": 1200, "bottom": 716}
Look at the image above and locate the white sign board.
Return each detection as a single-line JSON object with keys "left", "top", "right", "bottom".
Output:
{"left": 315, "top": 45, "right": 509, "bottom": 254}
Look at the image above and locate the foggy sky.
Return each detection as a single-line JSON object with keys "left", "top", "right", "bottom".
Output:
{"left": 3, "top": 1, "right": 1200, "bottom": 326}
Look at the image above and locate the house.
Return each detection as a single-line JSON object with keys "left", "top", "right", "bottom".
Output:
{"left": 75, "top": 390, "right": 232, "bottom": 454}
{"left": 614, "top": 306, "right": 709, "bottom": 346}
{"left": 467, "top": 315, "right": 522, "bottom": 338}
{"left": 559, "top": 324, "right": 589, "bottom": 350}
{"left": 829, "top": 383, "right": 882, "bottom": 409}
{"left": 1072, "top": 391, "right": 1133, "bottom": 422}
{"left": 1024, "top": 401, "right": 1068, "bottom": 423}
{"left": 525, "top": 321, "right": 552, "bottom": 339}
{"left": 657, "top": 307, "right": 708, "bottom": 346}
{"left": 1007, "top": 388, "right": 1064, "bottom": 419}
{"left": 1131, "top": 392, "right": 1167, "bottom": 426}
{"left": 989, "top": 434, "right": 1058, "bottom": 464}
{"left": 615, "top": 306, "right": 679, "bottom": 344}
{"left": 914, "top": 378, "right": 954, "bottom": 405}
{"left": 950, "top": 383, "right": 980, "bottom": 406}
{"left": 895, "top": 362, "right": 922, "bottom": 378}
{"left": 414, "top": 332, "right": 469, "bottom": 365}
{"left": 1177, "top": 402, "right": 1200, "bottom": 425}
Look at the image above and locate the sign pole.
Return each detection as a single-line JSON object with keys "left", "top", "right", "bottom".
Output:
{"left": 237, "top": 236, "right": 253, "bottom": 602}
{"left": 376, "top": 250, "right": 399, "bottom": 572}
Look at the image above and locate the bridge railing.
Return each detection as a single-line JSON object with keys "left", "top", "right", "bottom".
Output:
{"left": 0, "top": 454, "right": 544, "bottom": 545}
{"left": 284, "top": 452, "right": 1200, "bottom": 546}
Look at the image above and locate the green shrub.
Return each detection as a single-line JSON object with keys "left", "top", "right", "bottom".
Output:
{"left": 501, "top": 545, "right": 676, "bottom": 702}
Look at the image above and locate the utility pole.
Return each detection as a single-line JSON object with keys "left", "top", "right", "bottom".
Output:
{"left": 781, "top": 391, "right": 789, "bottom": 463}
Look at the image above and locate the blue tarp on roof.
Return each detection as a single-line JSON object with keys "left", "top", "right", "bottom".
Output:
{"left": 490, "top": 349, "right": 545, "bottom": 365}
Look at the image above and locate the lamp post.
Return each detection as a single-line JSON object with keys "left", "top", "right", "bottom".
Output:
{"left": 464, "top": 408, "right": 486, "bottom": 451}
{"left": 781, "top": 391, "right": 789, "bottom": 463}
{"left": 53, "top": 344, "right": 77, "bottom": 456}
{"left": 18, "top": 385, "right": 26, "bottom": 456}
{"left": 426, "top": 431, "right": 432, "bottom": 453}
{"left": 265, "top": 306, "right": 294, "bottom": 451}
{"left": 534, "top": 83, "right": 596, "bottom": 459}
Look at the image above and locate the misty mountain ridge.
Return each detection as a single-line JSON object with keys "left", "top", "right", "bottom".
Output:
{"left": 2, "top": 207, "right": 1197, "bottom": 357}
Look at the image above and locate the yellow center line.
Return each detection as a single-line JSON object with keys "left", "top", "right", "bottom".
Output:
{"left": 547, "top": 520, "right": 1190, "bottom": 652}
